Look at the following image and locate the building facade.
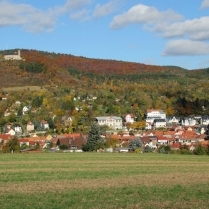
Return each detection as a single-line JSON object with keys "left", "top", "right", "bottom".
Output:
{"left": 95, "top": 116, "right": 123, "bottom": 130}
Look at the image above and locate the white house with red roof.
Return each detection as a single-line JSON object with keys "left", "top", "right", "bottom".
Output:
{"left": 124, "top": 114, "right": 135, "bottom": 124}
{"left": 40, "top": 120, "right": 49, "bottom": 130}
{"left": 26, "top": 121, "right": 34, "bottom": 132}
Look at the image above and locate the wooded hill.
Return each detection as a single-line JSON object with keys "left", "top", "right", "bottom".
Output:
{"left": 0, "top": 49, "right": 209, "bottom": 121}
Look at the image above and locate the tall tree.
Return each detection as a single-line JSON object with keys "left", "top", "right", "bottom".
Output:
{"left": 82, "top": 123, "right": 104, "bottom": 151}
{"left": 3, "top": 137, "right": 20, "bottom": 153}
{"left": 129, "top": 137, "right": 143, "bottom": 151}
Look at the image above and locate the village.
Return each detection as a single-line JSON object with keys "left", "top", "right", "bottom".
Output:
{"left": 0, "top": 50, "right": 209, "bottom": 152}
{"left": 0, "top": 108, "right": 208, "bottom": 154}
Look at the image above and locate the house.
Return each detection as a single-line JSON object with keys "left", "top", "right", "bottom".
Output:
{"left": 146, "top": 109, "right": 166, "bottom": 125}
{"left": 95, "top": 116, "right": 123, "bottom": 130}
{"left": 14, "top": 124, "right": 22, "bottom": 135}
{"left": 4, "top": 123, "right": 16, "bottom": 136}
{"left": 40, "top": 120, "right": 49, "bottom": 130}
{"left": 202, "top": 115, "right": 209, "bottom": 126}
{"left": 4, "top": 123, "right": 12, "bottom": 132}
{"left": 170, "top": 142, "right": 181, "bottom": 150}
{"left": 26, "top": 121, "right": 34, "bottom": 132}
{"left": 15, "top": 101, "right": 21, "bottom": 106}
{"left": 56, "top": 134, "right": 86, "bottom": 150}
{"left": 0, "top": 134, "right": 13, "bottom": 150}
{"left": 145, "top": 122, "right": 152, "bottom": 130}
{"left": 166, "top": 116, "right": 180, "bottom": 126}
{"left": 146, "top": 109, "right": 166, "bottom": 119}
{"left": 19, "top": 139, "right": 30, "bottom": 147}
{"left": 181, "top": 117, "right": 196, "bottom": 126}
{"left": 124, "top": 114, "right": 135, "bottom": 124}
{"left": 22, "top": 106, "right": 30, "bottom": 115}
{"left": 157, "top": 136, "right": 168, "bottom": 145}
{"left": 4, "top": 109, "right": 11, "bottom": 117}
{"left": 153, "top": 119, "right": 166, "bottom": 129}
{"left": 140, "top": 136, "right": 157, "bottom": 149}
{"left": 1, "top": 96, "right": 7, "bottom": 100}
{"left": 144, "top": 138, "right": 157, "bottom": 149}
{"left": 61, "top": 116, "right": 74, "bottom": 126}
{"left": 114, "top": 147, "right": 131, "bottom": 153}
{"left": 6, "top": 128, "right": 16, "bottom": 136}
{"left": 188, "top": 145, "right": 196, "bottom": 152}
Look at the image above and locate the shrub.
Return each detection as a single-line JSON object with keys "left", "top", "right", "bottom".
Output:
{"left": 59, "top": 144, "right": 68, "bottom": 150}
{"left": 194, "top": 143, "right": 206, "bottom": 155}
{"left": 180, "top": 149, "right": 193, "bottom": 155}
{"left": 144, "top": 146, "right": 153, "bottom": 153}
{"left": 134, "top": 148, "right": 142, "bottom": 154}
{"left": 158, "top": 145, "right": 171, "bottom": 154}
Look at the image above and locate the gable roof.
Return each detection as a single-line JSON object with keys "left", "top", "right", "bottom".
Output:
{"left": 56, "top": 135, "right": 86, "bottom": 149}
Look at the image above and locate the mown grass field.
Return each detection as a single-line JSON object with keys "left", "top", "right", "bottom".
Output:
{"left": 0, "top": 153, "right": 209, "bottom": 209}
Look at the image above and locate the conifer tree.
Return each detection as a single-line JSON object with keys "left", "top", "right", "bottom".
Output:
{"left": 82, "top": 123, "right": 104, "bottom": 151}
{"left": 129, "top": 137, "right": 142, "bottom": 151}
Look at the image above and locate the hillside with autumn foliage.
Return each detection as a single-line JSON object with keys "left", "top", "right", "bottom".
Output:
{"left": 0, "top": 49, "right": 209, "bottom": 133}
{"left": 0, "top": 49, "right": 190, "bottom": 87}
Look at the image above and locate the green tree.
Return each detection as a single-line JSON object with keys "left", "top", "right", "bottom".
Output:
{"left": 129, "top": 137, "right": 143, "bottom": 151}
{"left": 3, "top": 137, "right": 20, "bottom": 153}
{"left": 59, "top": 144, "right": 68, "bottom": 150}
{"left": 31, "top": 96, "right": 43, "bottom": 107}
{"left": 144, "top": 145, "right": 153, "bottom": 153}
{"left": 35, "top": 142, "right": 40, "bottom": 150}
{"left": 206, "top": 144, "right": 209, "bottom": 155}
{"left": 194, "top": 143, "right": 206, "bottom": 155}
{"left": 20, "top": 143, "right": 29, "bottom": 150}
{"left": 82, "top": 123, "right": 104, "bottom": 151}
{"left": 0, "top": 117, "right": 6, "bottom": 126}
{"left": 7, "top": 113, "right": 17, "bottom": 123}
{"left": 158, "top": 144, "right": 171, "bottom": 154}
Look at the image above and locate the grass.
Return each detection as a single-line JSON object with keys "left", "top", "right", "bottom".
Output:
{"left": 0, "top": 153, "right": 209, "bottom": 209}
{"left": 1, "top": 85, "right": 49, "bottom": 92}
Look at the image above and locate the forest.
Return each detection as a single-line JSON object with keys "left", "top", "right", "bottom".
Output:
{"left": 0, "top": 49, "right": 209, "bottom": 133}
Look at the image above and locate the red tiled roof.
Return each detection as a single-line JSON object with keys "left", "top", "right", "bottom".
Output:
{"left": 153, "top": 131, "right": 164, "bottom": 136}
{"left": 164, "top": 131, "right": 175, "bottom": 135}
{"left": 157, "top": 136, "right": 168, "bottom": 140}
{"left": 0, "top": 134, "right": 13, "bottom": 140}
{"left": 170, "top": 142, "right": 181, "bottom": 149}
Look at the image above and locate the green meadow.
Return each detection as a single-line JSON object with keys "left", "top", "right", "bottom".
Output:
{"left": 0, "top": 153, "right": 209, "bottom": 209}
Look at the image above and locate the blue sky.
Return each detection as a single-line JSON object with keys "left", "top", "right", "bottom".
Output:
{"left": 1, "top": 0, "right": 209, "bottom": 70}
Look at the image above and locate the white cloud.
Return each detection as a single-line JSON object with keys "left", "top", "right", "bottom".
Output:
{"left": 110, "top": 3, "right": 209, "bottom": 57}
{"left": 70, "top": 9, "right": 90, "bottom": 21}
{"left": 110, "top": 4, "right": 183, "bottom": 29}
{"left": 0, "top": 1, "right": 56, "bottom": 32}
{"left": 201, "top": 0, "right": 209, "bottom": 8}
{"left": 159, "top": 16, "right": 209, "bottom": 41}
{"left": 93, "top": 0, "right": 119, "bottom": 18}
{"left": 162, "top": 40, "right": 209, "bottom": 56}
{"left": 57, "top": 0, "right": 92, "bottom": 13}
{"left": 0, "top": 0, "right": 92, "bottom": 33}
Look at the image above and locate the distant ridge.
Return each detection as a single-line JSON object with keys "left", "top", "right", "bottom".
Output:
{"left": 0, "top": 49, "right": 208, "bottom": 88}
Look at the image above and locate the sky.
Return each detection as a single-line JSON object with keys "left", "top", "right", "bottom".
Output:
{"left": 1, "top": 0, "right": 209, "bottom": 70}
